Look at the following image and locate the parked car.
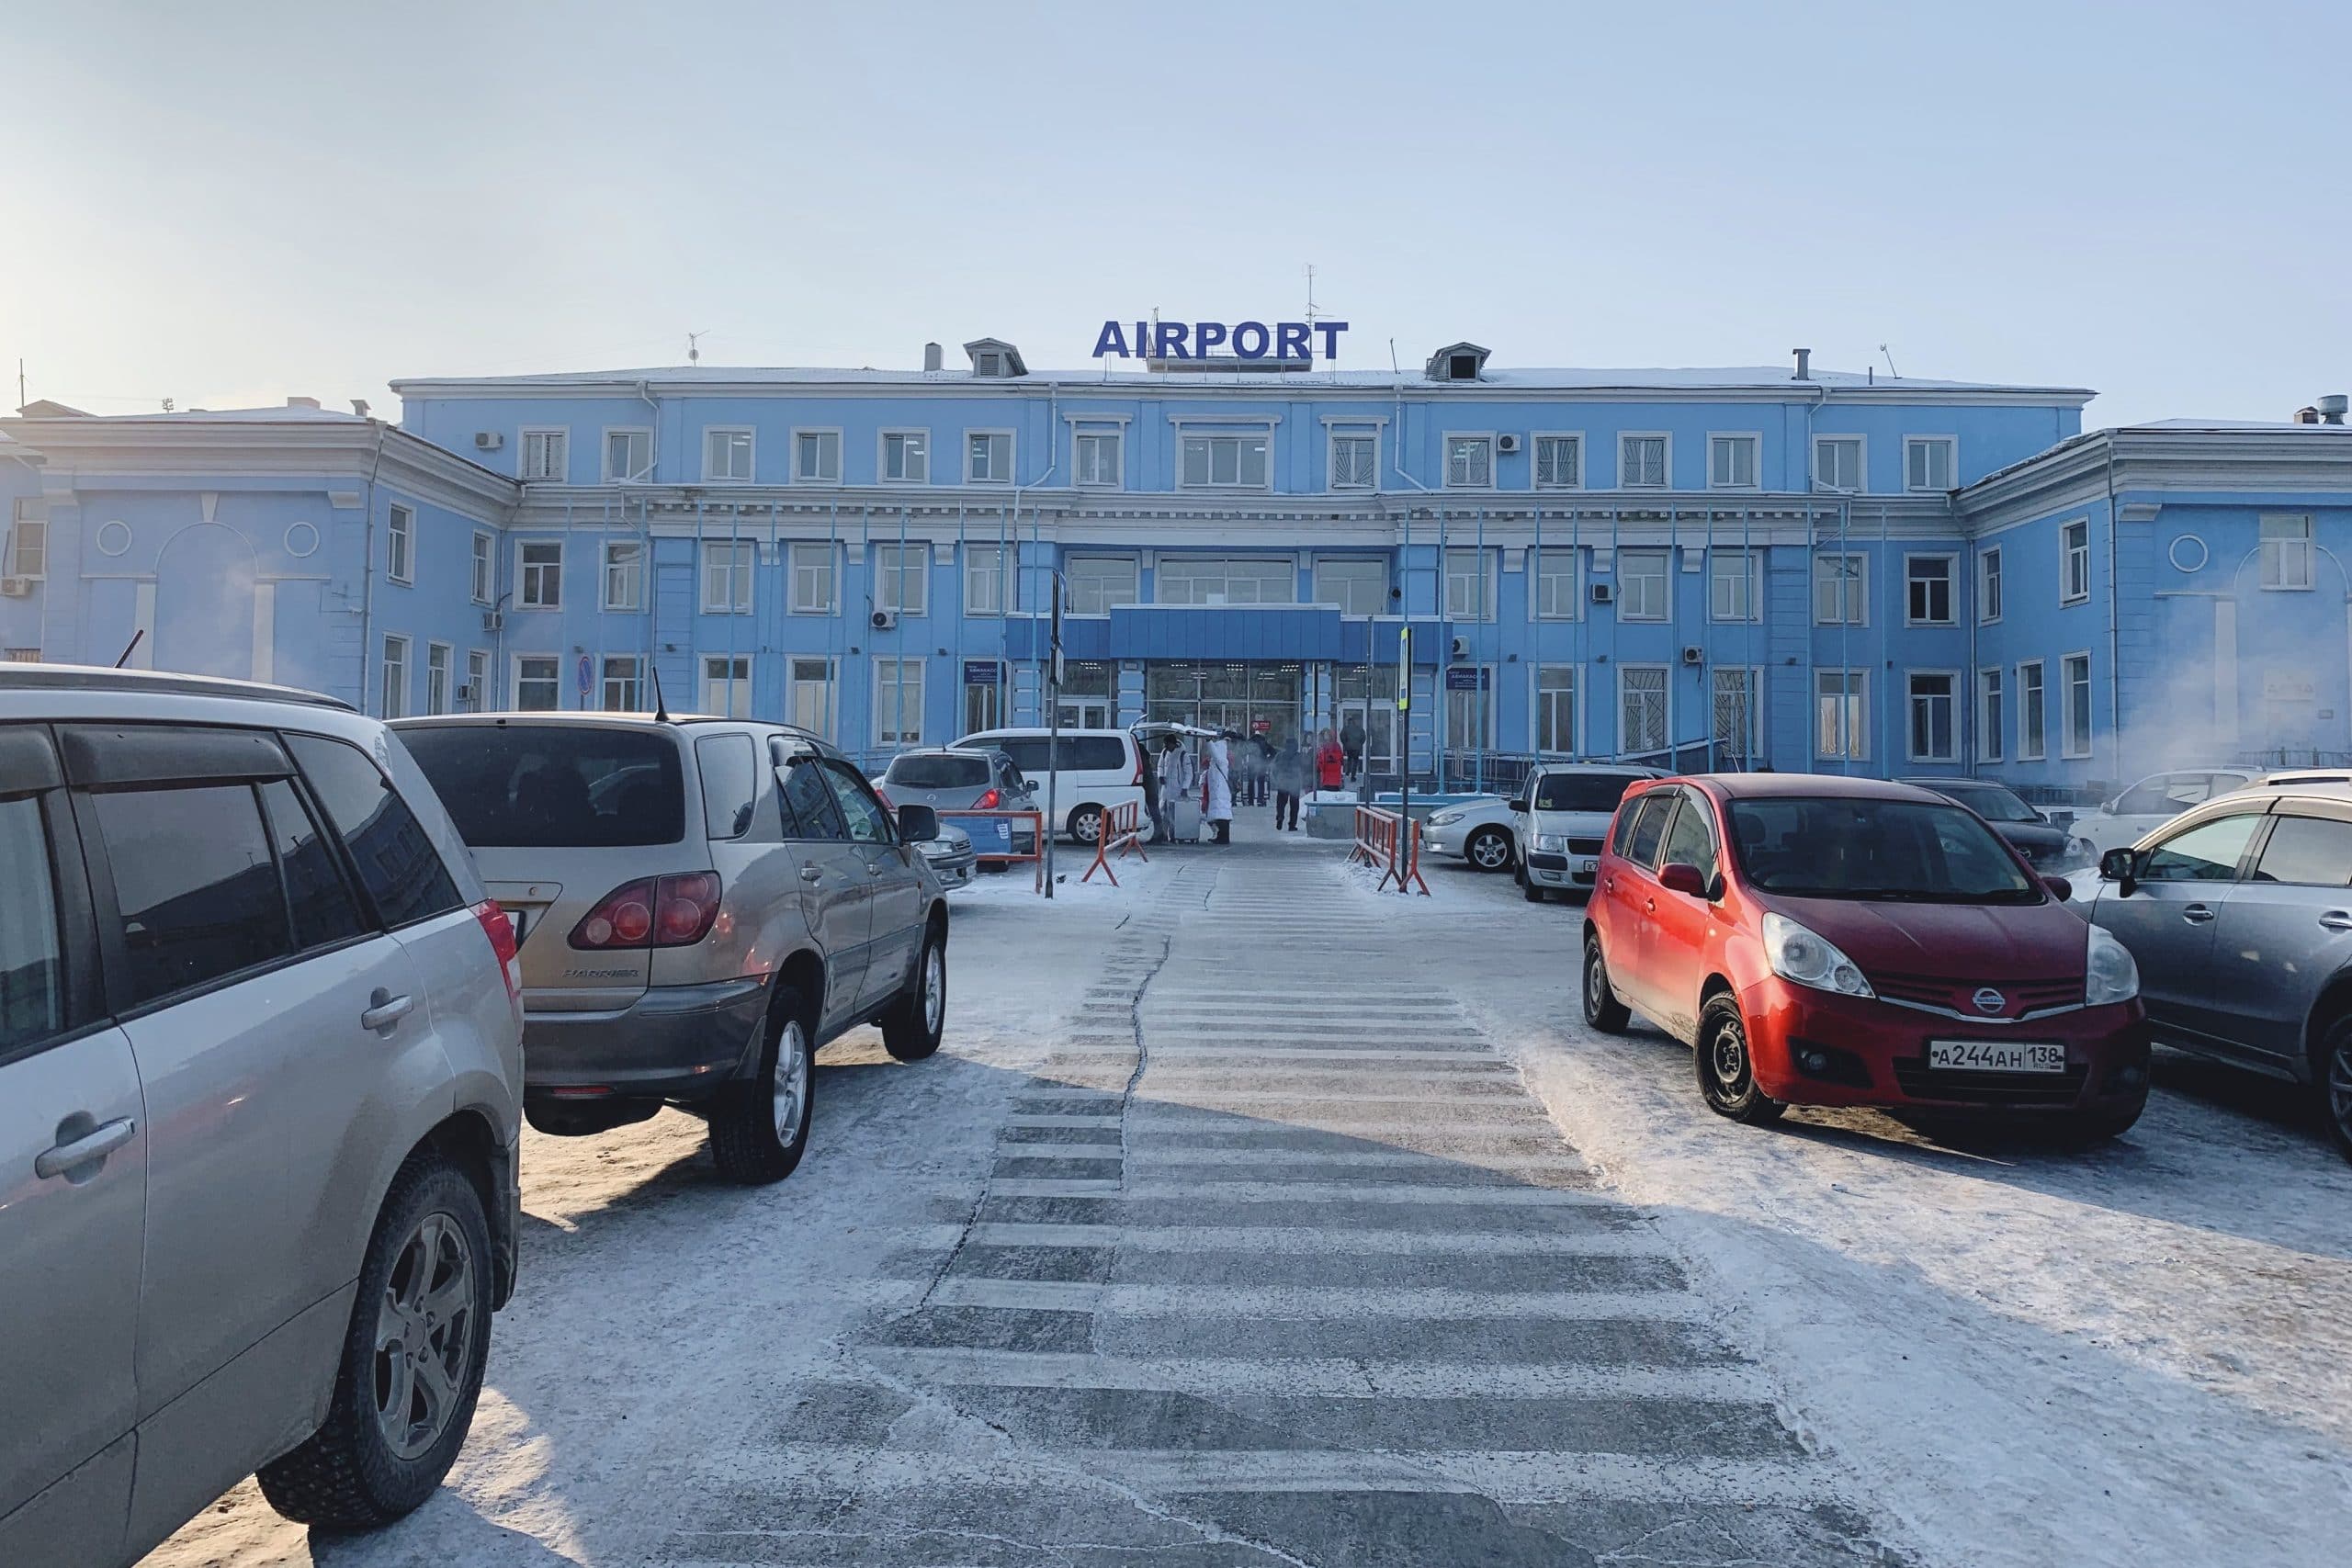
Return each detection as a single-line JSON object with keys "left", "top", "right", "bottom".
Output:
{"left": 917, "top": 820, "right": 979, "bottom": 888}
{"left": 951, "top": 726, "right": 1148, "bottom": 844}
{"left": 2071, "top": 767, "right": 2262, "bottom": 857}
{"left": 878, "top": 746, "right": 1039, "bottom": 861}
{"left": 1581, "top": 773, "right": 2149, "bottom": 1138}
{"left": 393, "top": 713, "right": 950, "bottom": 1184}
{"left": 1, "top": 665, "right": 525, "bottom": 1566}
{"left": 1424, "top": 795, "right": 1518, "bottom": 872}
{"left": 1901, "top": 776, "right": 2091, "bottom": 873}
{"left": 2077, "top": 782, "right": 2352, "bottom": 1159}
{"left": 1512, "top": 763, "right": 1667, "bottom": 901}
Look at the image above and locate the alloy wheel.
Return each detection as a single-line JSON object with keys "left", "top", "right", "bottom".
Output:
{"left": 2331, "top": 1033, "right": 2352, "bottom": 1143}
{"left": 372, "top": 1212, "right": 476, "bottom": 1461}
{"left": 922, "top": 945, "right": 945, "bottom": 1035}
{"left": 1469, "top": 831, "right": 1511, "bottom": 871}
{"left": 774, "top": 1020, "right": 810, "bottom": 1146}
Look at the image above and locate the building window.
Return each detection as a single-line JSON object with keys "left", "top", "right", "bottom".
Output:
{"left": 1179, "top": 432, "right": 1270, "bottom": 489}
{"left": 1707, "top": 434, "right": 1759, "bottom": 489}
{"left": 2062, "top": 518, "right": 2091, "bottom": 604}
{"left": 517, "top": 541, "right": 562, "bottom": 608}
{"left": 6, "top": 500, "right": 46, "bottom": 578}
{"left": 1535, "top": 547, "right": 1580, "bottom": 619}
{"left": 1444, "top": 670, "right": 1493, "bottom": 751}
{"left": 514, "top": 655, "right": 560, "bottom": 712}
{"left": 1978, "top": 547, "right": 2002, "bottom": 624}
{"left": 1907, "top": 671, "right": 1957, "bottom": 761}
{"left": 4, "top": 648, "right": 39, "bottom": 662}
{"left": 1158, "top": 556, "right": 1295, "bottom": 606}
{"left": 1533, "top": 434, "right": 1582, "bottom": 490}
{"left": 872, "top": 542, "right": 928, "bottom": 615}
{"left": 424, "top": 644, "right": 452, "bottom": 716}
{"left": 380, "top": 636, "right": 411, "bottom": 719}
{"left": 1444, "top": 547, "right": 1494, "bottom": 621}
{"left": 703, "top": 655, "right": 752, "bottom": 718}
{"left": 789, "top": 657, "right": 834, "bottom": 735}
{"left": 1713, "top": 667, "right": 1758, "bottom": 763}
{"left": 1329, "top": 429, "right": 1377, "bottom": 490}
{"left": 1978, "top": 668, "right": 2005, "bottom": 763}
{"left": 965, "top": 544, "right": 1006, "bottom": 615}
{"left": 2017, "top": 660, "right": 2047, "bottom": 761}
{"left": 1066, "top": 555, "right": 1140, "bottom": 615}
{"left": 703, "top": 540, "right": 753, "bottom": 614}
{"left": 469, "top": 531, "right": 493, "bottom": 604}
{"left": 966, "top": 431, "right": 1012, "bottom": 483}
{"left": 1535, "top": 664, "right": 1578, "bottom": 754}
{"left": 2261, "top": 514, "right": 2314, "bottom": 590}
{"left": 1313, "top": 557, "right": 1386, "bottom": 617}
{"left": 794, "top": 429, "right": 841, "bottom": 483}
{"left": 1615, "top": 548, "right": 1668, "bottom": 621}
{"left": 1708, "top": 548, "right": 1760, "bottom": 623}
{"left": 704, "top": 427, "right": 754, "bottom": 482}
{"left": 1074, "top": 431, "right": 1122, "bottom": 488}
{"left": 602, "top": 539, "right": 644, "bottom": 611}
{"left": 1620, "top": 666, "right": 1668, "bottom": 755}
{"left": 601, "top": 655, "right": 645, "bottom": 712}
{"left": 1620, "top": 434, "right": 1668, "bottom": 489}
{"left": 874, "top": 658, "right": 924, "bottom": 745}
{"left": 964, "top": 663, "right": 1001, "bottom": 733}
{"left": 881, "top": 431, "right": 929, "bottom": 484}
{"left": 604, "top": 427, "right": 652, "bottom": 482}
{"left": 1815, "top": 435, "right": 1862, "bottom": 492}
{"left": 386, "top": 504, "right": 414, "bottom": 585}
{"left": 2063, "top": 652, "right": 2094, "bottom": 758}
{"left": 1444, "top": 435, "right": 1494, "bottom": 489}
{"left": 520, "top": 427, "right": 568, "bottom": 481}
{"left": 789, "top": 541, "right": 835, "bottom": 614}
{"left": 1814, "top": 552, "right": 1867, "bottom": 626}
{"left": 1816, "top": 670, "right": 1868, "bottom": 760}
{"left": 1905, "top": 554, "right": 1956, "bottom": 625}
{"left": 1905, "top": 436, "right": 1956, "bottom": 492}
{"left": 465, "top": 649, "right": 489, "bottom": 713}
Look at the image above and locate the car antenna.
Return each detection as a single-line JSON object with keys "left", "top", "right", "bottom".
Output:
{"left": 650, "top": 662, "right": 672, "bottom": 723}
{"left": 113, "top": 628, "right": 145, "bottom": 668}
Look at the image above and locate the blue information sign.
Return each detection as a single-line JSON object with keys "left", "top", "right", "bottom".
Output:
{"left": 963, "top": 660, "right": 1001, "bottom": 686}
{"left": 1443, "top": 666, "right": 1490, "bottom": 691}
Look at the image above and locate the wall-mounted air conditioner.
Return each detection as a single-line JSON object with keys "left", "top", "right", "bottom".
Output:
{"left": 456, "top": 683, "right": 476, "bottom": 702}
{"left": 1496, "top": 434, "right": 1521, "bottom": 455}
{"left": 481, "top": 610, "right": 504, "bottom": 632}
{"left": 0, "top": 577, "right": 31, "bottom": 598}
{"left": 1681, "top": 645, "right": 1704, "bottom": 666}
{"left": 474, "top": 432, "right": 505, "bottom": 451}
{"left": 1589, "top": 582, "right": 1614, "bottom": 604}
{"left": 871, "top": 609, "right": 899, "bottom": 630}
{"left": 1448, "top": 636, "right": 1469, "bottom": 660}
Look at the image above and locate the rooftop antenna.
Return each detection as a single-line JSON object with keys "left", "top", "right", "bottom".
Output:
{"left": 1879, "top": 343, "right": 1900, "bottom": 379}
{"left": 686, "top": 330, "right": 708, "bottom": 367}
{"left": 113, "top": 628, "right": 144, "bottom": 668}
{"left": 1304, "top": 264, "right": 1321, "bottom": 364}
{"left": 650, "top": 660, "right": 672, "bottom": 723}
{"left": 16, "top": 357, "right": 24, "bottom": 412}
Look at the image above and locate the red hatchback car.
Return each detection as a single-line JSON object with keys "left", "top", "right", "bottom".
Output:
{"left": 1582, "top": 774, "right": 2150, "bottom": 1137}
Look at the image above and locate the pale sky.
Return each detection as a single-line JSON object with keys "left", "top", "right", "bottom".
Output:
{"left": 4, "top": 0, "right": 2348, "bottom": 429}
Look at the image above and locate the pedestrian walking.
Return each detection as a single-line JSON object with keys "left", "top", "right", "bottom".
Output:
{"left": 1249, "top": 728, "right": 1274, "bottom": 806}
{"left": 1340, "top": 714, "right": 1366, "bottom": 781}
{"left": 1314, "top": 728, "right": 1346, "bottom": 793}
{"left": 1203, "top": 735, "right": 1235, "bottom": 844}
{"left": 1272, "top": 737, "right": 1305, "bottom": 830}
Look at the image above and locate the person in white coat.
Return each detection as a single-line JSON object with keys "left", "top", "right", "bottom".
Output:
{"left": 1203, "top": 736, "right": 1234, "bottom": 844}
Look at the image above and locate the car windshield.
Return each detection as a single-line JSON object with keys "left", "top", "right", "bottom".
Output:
{"left": 399, "top": 725, "right": 685, "bottom": 847}
{"left": 1532, "top": 773, "right": 1643, "bottom": 812}
{"left": 1929, "top": 782, "right": 2041, "bottom": 823}
{"left": 886, "top": 754, "right": 989, "bottom": 790}
{"left": 1726, "top": 795, "right": 2040, "bottom": 903}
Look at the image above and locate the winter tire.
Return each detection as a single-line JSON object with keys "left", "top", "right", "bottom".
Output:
{"left": 1695, "top": 992, "right": 1785, "bottom": 1125}
{"left": 2315, "top": 1014, "right": 2352, "bottom": 1163}
{"left": 1068, "top": 805, "right": 1104, "bottom": 844}
{"left": 255, "top": 1153, "right": 492, "bottom": 1529}
{"left": 881, "top": 925, "right": 946, "bottom": 1063}
{"left": 1581, "top": 934, "right": 1630, "bottom": 1033}
{"left": 710, "top": 990, "right": 815, "bottom": 1184}
{"left": 1466, "top": 827, "right": 1514, "bottom": 873}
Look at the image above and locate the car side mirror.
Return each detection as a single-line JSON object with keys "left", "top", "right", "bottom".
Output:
{"left": 1506, "top": 795, "right": 1529, "bottom": 813}
{"left": 1023, "top": 778, "right": 1041, "bottom": 793}
{"left": 895, "top": 802, "right": 940, "bottom": 842}
{"left": 2102, "top": 795, "right": 2122, "bottom": 814}
{"left": 2098, "top": 847, "right": 2137, "bottom": 894}
{"left": 2042, "top": 874, "right": 2075, "bottom": 903}
{"left": 1658, "top": 862, "right": 1708, "bottom": 898}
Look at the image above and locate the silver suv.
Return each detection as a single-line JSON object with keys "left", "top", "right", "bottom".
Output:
{"left": 0, "top": 666, "right": 524, "bottom": 1566}
{"left": 393, "top": 714, "right": 950, "bottom": 1183}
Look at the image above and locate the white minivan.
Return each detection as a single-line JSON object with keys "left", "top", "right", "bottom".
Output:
{"left": 951, "top": 727, "right": 1148, "bottom": 844}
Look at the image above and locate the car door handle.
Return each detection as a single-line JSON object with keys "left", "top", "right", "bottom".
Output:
{"left": 866, "top": 862, "right": 886, "bottom": 876}
{"left": 2322, "top": 910, "right": 2352, "bottom": 932}
{"left": 2181, "top": 904, "right": 2217, "bottom": 924}
{"left": 361, "top": 988, "right": 414, "bottom": 1032}
{"left": 1645, "top": 897, "right": 1657, "bottom": 914}
{"left": 800, "top": 864, "right": 826, "bottom": 884}
{"left": 36, "top": 1118, "right": 137, "bottom": 1180}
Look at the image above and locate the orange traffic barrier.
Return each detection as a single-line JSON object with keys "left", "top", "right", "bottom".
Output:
{"left": 1081, "top": 800, "right": 1148, "bottom": 886}
{"left": 1348, "top": 805, "right": 1430, "bottom": 896}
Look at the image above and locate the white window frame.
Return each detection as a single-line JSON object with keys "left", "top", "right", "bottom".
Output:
{"left": 1978, "top": 546, "right": 2003, "bottom": 625}
{"left": 871, "top": 542, "right": 929, "bottom": 616}
{"left": 2017, "top": 659, "right": 2048, "bottom": 761}
{"left": 1905, "top": 435, "right": 1958, "bottom": 493}
{"left": 1442, "top": 433, "right": 1496, "bottom": 490}
{"left": 518, "top": 425, "right": 569, "bottom": 483}
{"left": 1177, "top": 428, "right": 1273, "bottom": 491}
{"left": 1706, "top": 432, "right": 1761, "bottom": 491}
{"left": 2061, "top": 518, "right": 2092, "bottom": 604}
{"left": 601, "top": 425, "right": 654, "bottom": 483}
{"left": 1977, "top": 666, "right": 2005, "bottom": 763}
{"left": 788, "top": 655, "right": 836, "bottom": 736}
{"left": 963, "top": 429, "right": 1014, "bottom": 485}
{"left": 1533, "top": 547, "right": 1580, "bottom": 620}
{"left": 1073, "top": 429, "right": 1123, "bottom": 489}
{"left": 701, "top": 654, "right": 752, "bottom": 719}
{"left": 1443, "top": 547, "right": 1496, "bottom": 622}
{"left": 2260, "top": 513, "right": 2315, "bottom": 591}
{"left": 1616, "top": 547, "right": 1669, "bottom": 622}
{"left": 1904, "top": 552, "right": 1958, "bottom": 626}
{"left": 1155, "top": 556, "right": 1296, "bottom": 607}
{"left": 873, "top": 657, "right": 926, "bottom": 746}
{"left": 792, "top": 427, "right": 842, "bottom": 484}
{"left": 2062, "top": 650, "right": 2095, "bottom": 759}
{"left": 469, "top": 530, "right": 493, "bottom": 605}
{"left": 964, "top": 542, "right": 1007, "bottom": 616}
{"left": 1708, "top": 547, "right": 1761, "bottom": 623}
{"left": 1618, "top": 664, "right": 1670, "bottom": 755}
{"left": 516, "top": 539, "right": 562, "bottom": 609}
{"left": 1443, "top": 667, "right": 1495, "bottom": 751}
{"left": 1532, "top": 432, "right": 1583, "bottom": 491}
{"left": 464, "top": 649, "right": 490, "bottom": 713}
{"left": 1328, "top": 427, "right": 1378, "bottom": 491}
{"left": 380, "top": 636, "right": 411, "bottom": 720}
{"left": 1813, "top": 434, "right": 1864, "bottom": 493}
{"left": 6, "top": 501, "right": 47, "bottom": 579}
{"left": 1815, "top": 668, "right": 1870, "bottom": 761}
{"left": 386, "top": 503, "right": 414, "bottom": 585}
{"left": 601, "top": 538, "right": 644, "bottom": 612}
{"left": 1813, "top": 551, "right": 1869, "bottom": 626}
{"left": 788, "top": 541, "right": 835, "bottom": 615}
{"left": 1534, "top": 663, "right": 1580, "bottom": 755}
{"left": 879, "top": 428, "right": 931, "bottom": 485}
{"left": 513, "top": 654, "right": 560, "bottom": 712}
{"left": 600, "top": 653, "right": 646, "bottom": 712}
{"left": 703, "top": 426, "right": 756, "bottom": 483}
{"left": 702, "top": 539, "right": 754, "bottom": 615}
{"left": 1905, "top": 669, "right": 1961, "bottom": 763}
{"left": 1713, "top": 665, "right": 1763, "bottom": 761}
{"left": 1311, "top": 556, "right": 1386, "bottom": 618}
{"left": 1619, "top": 432, "right": 1671, "bottom": 490}
{"left": 1065, "top": 555, "right": 1140, "bottom": 615}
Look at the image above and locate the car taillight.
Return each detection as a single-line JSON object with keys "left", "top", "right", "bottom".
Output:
{"left": 1131, "top": 751, "right": 1144, "bottom": 785}
{"left": 570, "top": 873, "right": 722, "bottom": 950}
{"left": 976, "top": 787, "right": 1000, "bottom": 810}
{"left": 473, "top": 898, "right": 523, "bottom": 1005}
{"left": 874, "top": 784, "right": 894, "bottom": 810}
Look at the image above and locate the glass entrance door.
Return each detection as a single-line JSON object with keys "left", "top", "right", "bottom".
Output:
{"left": 1333, "top": 664, "right": 1401, "bottom": 775}
{"left": 1146, "top": 662, "right": 1304, "bottom": 746}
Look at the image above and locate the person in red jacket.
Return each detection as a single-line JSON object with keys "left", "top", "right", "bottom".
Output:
{"left": 1314, "top": 728, "right": 1346, "bottom": 792}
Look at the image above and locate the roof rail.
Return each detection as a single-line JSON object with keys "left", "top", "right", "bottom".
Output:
{"left": 0, "top": 663, "right": 354, "bottom": 711}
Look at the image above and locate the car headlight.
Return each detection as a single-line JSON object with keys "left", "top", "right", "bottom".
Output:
{"left": 1430, "top": 809, "right": 1464, "bottom": 827}
{"left": 1761, "top": 911, "right": 1873, "bottom": 998}
{"left": 1533, "top": 833, "right": 1567, "bottom": 852}
{"left": 2085, "top": 923, "right": 2140, "bottom": 1007}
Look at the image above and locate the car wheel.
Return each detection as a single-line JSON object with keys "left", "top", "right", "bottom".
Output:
{"left": 1466, "top": 827, "right": 1513, "bottom": 873}
{"left": 881, "top": 924, "right": 947, "bottom": 1063}
{"left": 1696, "top": 992, "right": 1785, "bottom": 1124}
{"left": 710, "top": 991, "right": 815, "bottom": 1184}
{"left": 255, "top": 1152, "right": 492, "bottom": 1529}
{"left": 2316, "top": 1014, "right": 2352, "bottom": 1163}
{"left": 1068, "top": 804, "right": 1104, "bottom": 844}
{"left": 1581, "top": 934, "right": 1630, "bottom": 1033}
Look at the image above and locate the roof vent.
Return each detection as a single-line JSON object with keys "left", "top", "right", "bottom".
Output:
{"left": 286, "top": 395, "right": 320, "bottom": 411}
{"left": 350, "top": 398, "right": 370, "bottom": 418}
{"left": 2320, "top": 393, "right": 2348, "bottom": 425}
{"left": 1792, "top": 347, "right": 1813, "bottom": 381}
{"left": 922, "top": 342, "right": 943, "bottom": 373}
{"left": 965, "top": 338, "right": 1026, "bottom": 378}
{"left": 1425, "top": 342, "right": 1490, "bottom": 382}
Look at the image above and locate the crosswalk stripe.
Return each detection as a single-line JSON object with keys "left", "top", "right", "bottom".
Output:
{"left": 924, "top": 1278, "right": 1713, "bottom": 1321}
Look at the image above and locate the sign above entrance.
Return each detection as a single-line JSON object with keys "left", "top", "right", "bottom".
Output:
{"left": 1092, "top": 319, "right": 1348, "bottom": 363}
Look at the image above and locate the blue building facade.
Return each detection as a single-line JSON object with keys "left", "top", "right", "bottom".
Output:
{"left": 5, "top": 341, "right": 2348, "bottom": 796}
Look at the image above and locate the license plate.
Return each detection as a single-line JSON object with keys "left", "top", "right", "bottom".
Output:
{"left": 1928, "top": 1040, "right": 2067, "bottom": 1074}
{"left": 1575, "top": 857, "right": 1598, "bottom": 875}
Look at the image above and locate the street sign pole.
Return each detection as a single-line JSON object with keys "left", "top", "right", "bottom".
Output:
{"left": 1396, "top": 626, "right": 1411, "bottom": 875}
{"left": 1045, "top": 575, "right": 1064, "bottom": 898}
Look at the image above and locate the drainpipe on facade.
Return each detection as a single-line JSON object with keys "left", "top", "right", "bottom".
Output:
{"left": 2105, "top": 442, "right": 2123, "bottom": 788}
{"left": 357, "top": 420, "right": 389, "bottom": 715}
{"left": 1388, "top": 380, "right": 1435, "bottom": 775}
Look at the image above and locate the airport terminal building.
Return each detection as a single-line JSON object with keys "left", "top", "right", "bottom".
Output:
{"left": 5, "top": 328, "right": 2350, "bottom": 795}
